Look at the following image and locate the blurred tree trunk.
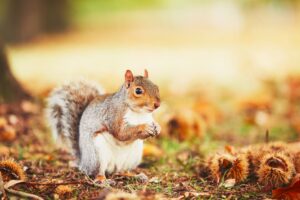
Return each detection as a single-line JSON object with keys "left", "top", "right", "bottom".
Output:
{"left": 3, "top": 0, "right": 70, "bottom": 43}
{"left": 0, "top": 42, "right": 30, "bottom": 103}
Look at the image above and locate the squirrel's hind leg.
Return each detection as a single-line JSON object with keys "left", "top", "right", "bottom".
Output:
{"left": 78, "top": 132, "right": 101, "bottom": 176}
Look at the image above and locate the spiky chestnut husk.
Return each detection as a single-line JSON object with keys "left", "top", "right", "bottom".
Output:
{"left": 286, "top": 142, "right": 300, "bottom": 173}
{"left": 0, "top": 158, "right": 26, "bottom": 182}
{"left": 267, "top": 142, "right": 289, "bottom": 153}
{"left": 240, "top": 145, "right": 265, "bottom": 179}
{"left": 293, "top": 151, "right": 300, "bottom": 173}
{"left": 207, "top": 152, "right": 249, "bottom": 183}
{"left": 242, "top": 142, "right": 290, "bottom": 178}
{"left": 167, "top": 109, "right": 205, "bottom": 141}
{"left": 257, "top": 152, "right": 295, "bottom": 188}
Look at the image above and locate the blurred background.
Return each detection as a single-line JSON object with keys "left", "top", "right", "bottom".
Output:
{"left": 0, "top": 0, "right": 299, "bottom": 93}
{"left": 1, "top": 0, "right": 300, "bottom": 147}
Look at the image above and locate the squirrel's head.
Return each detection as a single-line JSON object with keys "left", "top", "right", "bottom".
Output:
{"left": 124, "top": 69, "right": 160, "bottom": 113}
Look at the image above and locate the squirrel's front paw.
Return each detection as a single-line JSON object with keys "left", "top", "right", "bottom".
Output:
{"left": 152, "top": 122, "right": 161, "bottom": 136}
{"left": 138, "top": 123, "right": 160, "bottom": 139}
{"left": 145, "top": 122, "right": 160, "bottom": 137}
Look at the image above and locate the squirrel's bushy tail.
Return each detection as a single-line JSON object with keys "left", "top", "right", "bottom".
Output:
{"left": 47, "top": 80, "right": 104, "bottom": 158}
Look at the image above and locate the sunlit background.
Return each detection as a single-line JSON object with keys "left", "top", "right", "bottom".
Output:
{"left": 1, "top": 0, "right": 300, "bottom": 96}
{"left": 1, "top": 0, "right": 300, "bottom": 147}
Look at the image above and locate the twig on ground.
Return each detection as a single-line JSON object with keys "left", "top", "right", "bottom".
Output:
{"left": 26, "top": 180, "right": 85, "bottom": 186}
{"left": 4, "top": 180, "right": 43, "bottom": 200}
{"left": 0, "top": 172, "right": 7, "bottom": 200}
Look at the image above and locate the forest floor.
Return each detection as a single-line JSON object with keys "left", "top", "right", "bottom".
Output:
{"left": 0, "top": 100, "right": 290, "bottom": 200}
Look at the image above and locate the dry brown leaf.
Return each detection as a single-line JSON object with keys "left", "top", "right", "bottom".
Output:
{"left": 20, "top": 100, "right": 38, "bottom": 114}
{"left": 272, "top": 174, "right": 300, "bottom": 200}
{"left": 149, "top": 177, "right": 160, "bottom": 183}
{"left": 0, "top": 146, "right": 10, "bottom": 156}
{"left": 8, "top": 115, "right": 19, "bottom": 125}
{"left": 224, "top": 145, "right": 235, "bottom": 155}
{"left": 0, "top": 117, "right": 7, "bottom": 128}
{"left": 223, "top": 179, "right": 236, "bottom": 188}
{"left": 184, "top": 191, "right": 211, "bottom": 198}
{"left": 0, "top": 125, "right": 16, "bottom": 142}
{"left": 106, "top": 191, "right": 139, "bottom": 200}
{"left": 143, "top": 143, "right": 163, "bottom": 157}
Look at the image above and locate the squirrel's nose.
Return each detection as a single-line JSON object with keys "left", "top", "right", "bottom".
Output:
{"left": 154, "top": 102, "right": 160, "bottom": 109}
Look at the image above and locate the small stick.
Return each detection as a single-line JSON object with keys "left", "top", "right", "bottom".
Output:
{"left": 3, "top": 179, "right": 102, "bottom": 199}
{"left": 4, "top": 180, "right": 43, "bottom": 200}
{"left": 265, "top": 129, "right": 269, "bottom": 144}
{"left": 26, "top": 180, "right": 85, "bottom": 186}
{"left": 5, "top": 188, "right": 43, "bottom": 200}
{"left": 0, "top": 172, "right": 7, "bottom": 200}
{"left": 27, "top": 179, "right": 105, "bottom": 188}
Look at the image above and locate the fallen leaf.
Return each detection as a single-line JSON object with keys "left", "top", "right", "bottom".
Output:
{"left": 106, "top": 191, "right": 139, "bottom": 200}
{"left": 0, "top": 125, "right": 16, "bottom": 142}
{"left": 272, "top": 174, "right": 300, "bottom": 200}
{"left": 8, "top": 115, "right": 19, "bottom": 125}
{"left": 0, "top": 146, "right": 10, "bottom": 156}
{"left": 0, "top": 117, "right": 7, "bottom": 128}
{"left": 193, "top": 192, "right": 211, "bottom": 197}
{"left": 134, "top": 172, "right": 148, "bottom": 183}
{"left": 222, "top": 179, "right": 236, "bottom": 188}
{"left": 149, "top": 177, "right": 160, "bottom": 183}
{"left": 89, "top": 188, "right": 111, "bottom": 200}
{"left": 187, "top": 192, "right": 211, "bottom": 198}
{"left": 21, "top": 100, "right": 38, "bottom": 114}
{"left": 225, "top": 145, "right": 235, "bottom": 155}
{"left": 143, "top": 143, "right": 163, "bottom": 157}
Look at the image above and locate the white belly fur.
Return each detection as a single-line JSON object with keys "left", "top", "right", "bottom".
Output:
{"left": 93, "top": 109, "right": 153, "bottom": 174}
{"left": 93, "top": 132, "right": 143, "bottom": 174}
{"left": 123, "top": 109, "right": 154, "bottom": 125}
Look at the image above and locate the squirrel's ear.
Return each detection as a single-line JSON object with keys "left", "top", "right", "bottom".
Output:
{"left": 144, "top": 69, "right": 149, "bottom": 78}
{"left": 125, "top": 70, "right": 134, "bottom": 87}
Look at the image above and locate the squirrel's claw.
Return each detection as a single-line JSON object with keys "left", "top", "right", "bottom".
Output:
{"left": 145, "top": 125, "right": 156, "bottom": 136}
{"left": 153, "top": 122, "right": 161, "bottom": 136}
{"left": 148, "top": 122, "right": 160, "bottom": 137}
{"left": 145, "top": 122, "right": 160, "bottom": 137}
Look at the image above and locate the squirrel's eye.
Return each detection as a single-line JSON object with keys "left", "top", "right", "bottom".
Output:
{"left": 135, "top": 88, "right": 143, "bottom": 95}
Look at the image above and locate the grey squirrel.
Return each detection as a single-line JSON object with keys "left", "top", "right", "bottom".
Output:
{"left": 47, "top": 70, "right": 161, "bottom": 177}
